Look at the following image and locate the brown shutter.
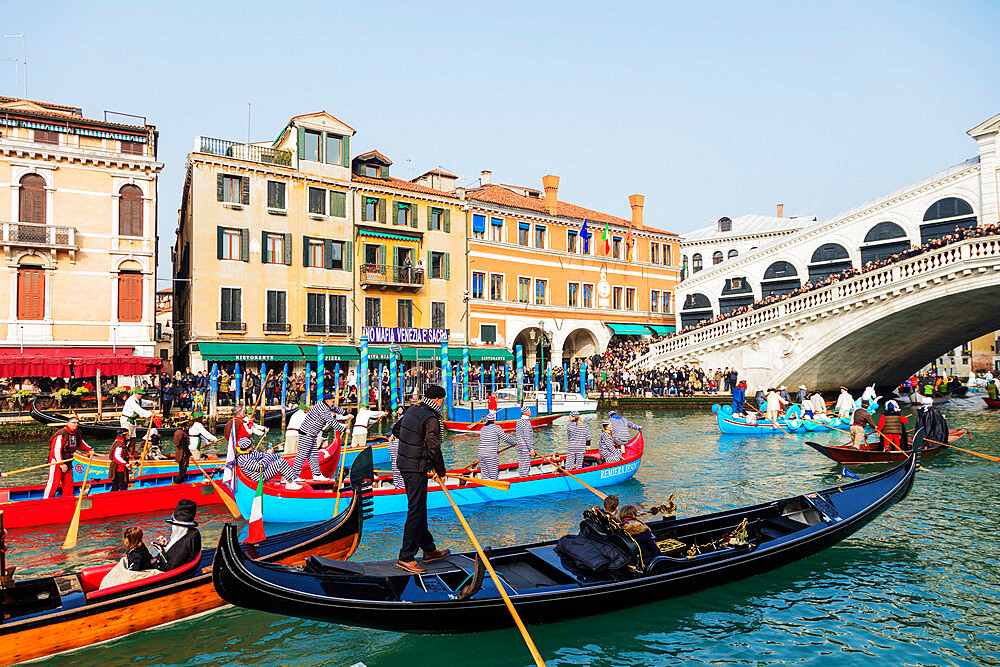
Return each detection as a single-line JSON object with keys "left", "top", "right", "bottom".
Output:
{"left": 119, "top": 185, "right": 143, "bottom": 236}
{"left": 119, "top": 273, "right": 142, "bottom": 322}
{"left": 18, "top": 268, "right": 45, "bottom": 320}
{"left": 19, "top": 174, "right": 46, "bottom": 224}
{"left": 240, "top": 176, "right": 250, "bottom": 205}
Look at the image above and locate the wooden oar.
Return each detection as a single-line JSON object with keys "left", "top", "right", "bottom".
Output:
{"left": 0, "top": 457, "right": 72, "bottom": 478}
{"left": 133, "top": 414, "right": 158, "bottom": 481}
{"left": 372, "top": 469, "right": 511, "bottom": 491}
{"left": 905, "top": 432, "right": 1000, "bottom": 462}
{"left": 531, "top": 449, "right": 606, "bottom": 500}
{"left": 61, "top": 454, "right": 94, "bottom": 550}
{"left": 432, "top": 473, "right": 545, "bottom": 667}
{"left": 189, "top": 456, "right": 242, "bottom": 518}
{"left": 743, "top": 402, "right": 795, "bottom": 439}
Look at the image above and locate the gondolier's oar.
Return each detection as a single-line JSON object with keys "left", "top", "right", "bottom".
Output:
{"left": 743, "top": 402, "right": 795, "bottom": 439}
{"left": 190, "top": 456, "right": 242, "bottom": 517}
{"left": 62, "top": 453, "right": 94, "bottom": 550}
{"left": 433, "top": 473, "right": 546, "bottom": 667}
{"left": 0, "top": 458, "right": 72, "bottom": 478}
{"left": 133, "top": 414, "right": 158, "bottom": 482}
{"left": 531, "top": 449, "right": 606, "bottom": 501}
{"left": 903, "top": 431, "right": 1000, "bottom": 462}
{"left": 371, "top": 469, "right": 511, "bottom": 490}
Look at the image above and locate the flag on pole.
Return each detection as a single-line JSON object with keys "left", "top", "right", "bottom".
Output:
{"left": 625, "top": 225, "right": 634, "bottom": 263}
{"left": 243, "top": 473, "right": 266, "bottom": 544}
{"left": 602, "top": 221, "right": 611, "bottom": 255}
{"left": 841, "top": 467, "right": 860, "bottom": 480}
{"left": 580, "top": 218, "right": 590, "bottom": 253}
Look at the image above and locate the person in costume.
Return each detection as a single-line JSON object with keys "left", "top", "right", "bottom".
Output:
{"left": 850, "top": 400, "right": 878, "bottom": 449}
{"left": 292, "top": 394, "right": 349, "bottom": 482}
{"left": 514, "top": 407, "right": 534, "bottom": 477}
{"left": 98, "top": 527, "right": 156, "bottom": 589}
{"left": 121, "top": 386, "right": 154, "bottom": 453}
{"left": 478, "top": 411, "right": 516, "bottom": 481}
{"left": 109, "top": 427, "right": 131, "bottom": 492}
{"left": 353, "top": 405, "right": 387, "bottom": 449}
{"left": 284, "top": 404, "right": 307, "bottom": 455}
{"left": 618, "top": 504, "right": 662, "bottom": 566}
{"left": 565, "top": 410, "right": 591, "bottom": 470}
{"left": 835, "top": 386, "right": 855, "bottom": 420}
{"left": 598, "top": 419, "right": 623, "bottom": 463}
{"left": 877, "top": 400, "right": 909, "bottom": 452}
{"left": 731, "top": 381, "right": 746, "bottom": 416}
{"left": 44, "top": 416, "right": 93, "bottom": 498}
{"left": 607, "top": 410, "right": 641, "bottom": 446}
{"left": 233, "top": 417, "right": 301, "bottom": 489}
{"left": 153, "top": 500, "right": 202, "bottom": 571}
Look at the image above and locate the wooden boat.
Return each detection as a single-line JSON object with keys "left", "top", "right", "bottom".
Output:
{"left": 805, "top": 429, "right": 967, "bottom": 465}
{"left": 492, "top": 387, "right": 598, "bottom": 415}
{"left": 212, "top": 442, "right": 917, "bottom": 634}
{"left": 0, "top": 447, "right": 373, "bottom": 665}
{"left": 983, "top": 397, "right": 1000, "bottom": 409}
{"left": 231, "top": 432, "right": 644, "bottom": 523}
{"left": 443, "top": 414, "right": 560, "bottom": 433}
{"left": 30, "top": 403, "right": 290, "bottom": 438}
{"left": 712, "top": 404, "right": 845, "bottom": 435}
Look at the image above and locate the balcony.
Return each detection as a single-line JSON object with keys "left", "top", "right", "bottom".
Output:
{"left": 360, "top": 264, "right": 424, "bottom": 291}
{"left": 196, "top": 136, "right": 293, "bottom": 167}
{"left": 2, "top": 221, "right": 77, "bottom": 256}
{"left": 217, "top": 321, "right": 246, "bottom": 333}
{"left": 263, "top": 322, "right": 292, "bottom": 334}
{"left": 303, "top": 323, "right": 352, "bottom": 336}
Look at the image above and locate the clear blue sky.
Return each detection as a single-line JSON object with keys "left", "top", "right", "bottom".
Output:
{"left": 5, "top": 1, "right": 1000, "bottom": 283}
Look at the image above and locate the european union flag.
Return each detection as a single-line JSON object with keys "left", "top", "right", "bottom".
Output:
{"left": 580, "top": 218, "right": 589, "bottom": 253}
{"left": 841, "top": 467, "right": 860, "bottom": 480}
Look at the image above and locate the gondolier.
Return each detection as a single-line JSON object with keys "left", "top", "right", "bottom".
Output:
{"left": 292, "top": 394, "right": 349, "bottom": 482}
{"left": 607, "top": 410, "right": 641, "bottom": 446}
{"left": 109, "top": 428, "right": 130, "bottom": 492}
{"left": 353, "top": 407, "right": 387, "bottom": 449}
{"left": 478, "top": 411, "right": 516, "bottom": 481}
{"left": 392, "top": 384, "right": 450, "bottom": 575}
{"left": 835, "top": 387, "right": 855, "bottom": 420}
{"left": 598, "top": 420, "right": 623, "bottom": 463}
{"left": 515, "top": 407, "right": 534, "bottom": 477}
{"left": 565, "top": 410, "right": 590, "bottom": 470}
{"left": 121, "top": 387, "right": 153, "bottom": 453}
{"left": 44, "top": 416, "right": 93, "bottom": 498}
{"left": 186, "top": 411, "right": 219, "bottom": 457}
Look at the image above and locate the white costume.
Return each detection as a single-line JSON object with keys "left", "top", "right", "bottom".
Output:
{"left": 352, "top": 408, "right": 386, "bottom": 449}
{"left": 120, "top": 394, "right": 153, "bottom": 437}
{"left": 284, "top": 408, "right": 306, "bottom": 455}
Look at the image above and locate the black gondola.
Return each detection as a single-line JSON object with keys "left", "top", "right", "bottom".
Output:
{"left": 212, "top": 436, "right": 921, "bottom": 634}
{"left": 30, "top": 403, "right": 291, "bottom": 438}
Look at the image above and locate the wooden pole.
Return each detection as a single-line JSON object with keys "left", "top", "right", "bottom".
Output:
{"left": 62, "top": 454, "right": 94, "bottom": 550}
{"left": 190, "top": 457, "right": 242, "bottom": 518}
{"left": 433, "top": 473, "right": 546, "bottom": 667}
{"left": 133, "top": 415, "right": 158, "bottom": 481}
{"left": 530, "top": 449, "right": 607, "bottom": 500}
{"left": 96, "top": 369, "right": 103, "bottom": 422}
{"left": 1, "top": 457, "right": 73, "bottom": 478}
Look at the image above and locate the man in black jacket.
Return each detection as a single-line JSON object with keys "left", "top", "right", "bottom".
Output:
{"left": 392, "top": 385, "right": 450, "bottom": 574}
{"left": 153, "top": 499, "right": 202, "bottom": 571}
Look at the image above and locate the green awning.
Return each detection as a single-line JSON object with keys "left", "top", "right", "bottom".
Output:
{"left": 298, "top": 345, "right": 360, "bottom": 361}
{"left": 606, "top": 323, "right": 653, "bottom": 336}
{"left": 401, "top": 347, "right": 442, "bottom": 361}
{"left": 359, "top": 230, "right": 421, "bottom": 242}
{"left": 648, "top": 325, "right": 676, "bottom": 335}
{"left": 469, "top": 348, "right": 514, "bottom": 362}
{"left": 363, "top": 346, "right": 392, "bottom": 360}
{"left": 196, "top": 342, "right": 305, "bottom": 362}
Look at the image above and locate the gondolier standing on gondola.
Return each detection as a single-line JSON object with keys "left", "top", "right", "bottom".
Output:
{"left": 109, "top": 428, "right": 130, "bottom": 491}
{"left": 393, "top": 384, "right": 450, "bottom": 575}
{"left": 292, "top": 394, "right": 349, "bottom": 482}
{"left": 44, "top": 416, "right": 93, "bottom": 498}
{"left": 121, "top": 387, "right": 154, "bottom": 454}
{"left": 478, "top": 411, "right": 516, "bottom": 481}
{"left": 515, "top": 407, "right": 534, "bottom": 477}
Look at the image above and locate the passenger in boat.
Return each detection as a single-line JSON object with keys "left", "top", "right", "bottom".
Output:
{"left": 850, "top": 400, "right": 878, "bottom": 449}
{"left": 235, "top": 432, "right": 301, "bottom": 490}
{"left": 607, "top": 410, "right": 641, "bottom": 446}
{"left": 565, "top": 410, "right": 591, "bottom": 470}
{"left": 515, "top": 407, "right": 534, "bottom": 476}
{"left": 835, "top": 386, "right": 855, "bottom": 420}
{"left": 121, "top": 387, "right": 154, "bottom": 454}
{"left": 988, "top": 380, "right": 999, "bottom": 401}
{"left": 618, "top": 505, "right": 662, "bottom": 566}
{"left": 765, "top": 388, "right": 783, "bottom": 424}
{"left": 754, "top": 387, "right": 766, "bottom": 410}
{"left": 877, "top": 400, "right": 908, "bottom": 452}
{"left": 731, "top": 381, "right": 746, "bottom": 416}
{"left": 292, "top": 394, "right": 349, "bottom": 482}
{"left": 478, "top": 411, "right": 516, "bottom": 480}
{"left": 395, "top": 384, "right": 451, "bottom": 575}
{"left": 99, "top": 527, "right": 157, "bottom": 589}
{"left": 43, "top": 416, "right": 94, "bottom": 499}
{"left": 795, "top": 385, "right": 809, "bottom": 407}
{"left": 152, "top": 500, "right": 202, "bottom": 571}
{"left": 598, "top": 420, "right": 623, "bottom": 463}
{"left": 109, "top": 428, "right": 131, "bottom": 492}
{"left": 810, "top": 392, "right": 827, "bottom": 416}
{"left": 778, "top": 385, "right": 791, "bottom": 404}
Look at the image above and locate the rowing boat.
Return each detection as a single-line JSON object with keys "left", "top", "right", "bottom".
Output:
{"left": 983, "top": 397, "right": 1000, "bottom": 409}
{"left": 30, "top": 404, "right": 289, "bottom": 439}
{"left": 212, "top": 440, "right": 917, "bottom": 633}
{"left": 804, "top": 428, "right": 967, "bottom": 464}
{"left": 712, "top": 404, "right": 846, "bottom": 435}
{"left": 0, "top": 447, "right": 373, "bottom": 664}
{"left": 231, "top": 432, "right": 644, "bottom": 523}
{"left": 443, "top": 414, "right": 560, "bottom": 433}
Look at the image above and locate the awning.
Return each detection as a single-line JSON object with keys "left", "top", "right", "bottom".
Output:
{"left": 298, "top": 345, "right": 360, "bottom": 361}
{"left": 472, "top": 214, "right": 486, "bottom": 233}
{"left": 648, "top": 325, "right": 676, "bottom": 335}
{"left": 73, "top": 356, "right": 162, "bottom": 377}
{"left": 607, "top": 323, "right": 653, "bottom": 336}
{"left": 196, "top": 342, "right": 305, "bottom": 362}
{"left": 0, "top": 353, "right": 160, "bottom": 377}
{"left": 0, "top": 355, "right": 74, "bottom": 377}
{"left": 359, "top": 230, "right": 420, "bottom": 242}
{"left": 363, "top": 346, "right": 392, "bottom": 361}
{"left": 401, "top": 347, "right": 442, "bottom": 361}
{"left": 469, "top": 348, "right": 514, "bottom": 362}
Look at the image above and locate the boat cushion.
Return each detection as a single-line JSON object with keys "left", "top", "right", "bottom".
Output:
{"left": 84, "top": 551, "right": 202, "bottom": 600}
{"left": 554, "top": 534, "right": 630, "bottom": 574}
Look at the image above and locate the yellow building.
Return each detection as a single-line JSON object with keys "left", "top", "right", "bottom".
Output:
{"left": 0, "top": 96, "right": 162, "bottom": 359}
{"left": 173, "top": 112, "right": 466, "bottom": 372}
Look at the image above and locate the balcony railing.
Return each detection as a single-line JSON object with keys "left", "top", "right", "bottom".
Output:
{"left": 303, "top": 323, "right": 352, "bottom": 336}
{"left": 263, "top": 322, "right": 291, "bottom": 334}
{"left": 217, "top": 321, "right": 246, "bottom": 333}
{"left": 1, "top": 221, "right": 76, "bottom": 249}
{"left": 196, "top": 136, "right": 293, "bottom": 167}
{"left": 360, "top": 264, "right": 424, "bottom": 289}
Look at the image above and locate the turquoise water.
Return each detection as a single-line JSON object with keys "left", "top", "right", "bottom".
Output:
{"left": 4, "top": 399, "right": 1000, "bottom": 666}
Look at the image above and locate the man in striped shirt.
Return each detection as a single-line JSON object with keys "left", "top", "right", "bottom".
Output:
{"left": 514, "top": 407, "right": 534, "bottom": 477}
{"left": 565, "top": 410, "right": 590, "bottom": 470}
{"left": 598, "top": 420, "right": 623, "bottom": 463}
{"left": 608, "top": 410, "right": 641, "bottom": 446}
{"left": 292, "top": 394, "right": 349, "bottom": 482}
{"left": 478, "top": 411, "right": 516, "bottom": 481}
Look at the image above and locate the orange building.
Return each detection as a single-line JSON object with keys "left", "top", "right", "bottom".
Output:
{"left": 465, "top": 172, "right": 680, "bottom": 369}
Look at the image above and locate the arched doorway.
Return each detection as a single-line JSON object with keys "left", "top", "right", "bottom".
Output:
{"left": 861, "top": 221, "right": 909, "bottom": 266}
{"left": 920, "top": 197, "right": 976, "bottom": 243}
{"left": 680, "top": 292, "right": 713, "bottom": 328}
{"left": 562, "top": 328, "right": 599, "bottom": 362}
{"left": 808, "top": 243, "right": 852, "bottom": 282}
{"left": 512, "top": 326, "right": 551, "bottom": 373}
{"left": 761, "top": 261, "right": 800, "bottom": 296}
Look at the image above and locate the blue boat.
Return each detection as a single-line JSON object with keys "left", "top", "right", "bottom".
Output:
{"left": 712, "top": 404, "right": 846, "bottom": 435}
{"left": 232, "top": 433, "right": 645, "bottom": 523}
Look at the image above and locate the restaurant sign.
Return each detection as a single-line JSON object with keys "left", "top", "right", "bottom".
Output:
{"left": 363, "top": 327, "right": 449, "bottom": 344}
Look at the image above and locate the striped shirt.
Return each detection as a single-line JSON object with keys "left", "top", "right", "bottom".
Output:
{"left": 610, "top": 415, "right": 640, "bottom": 445}
{"left": 299, "top": 402, "right": 346, "bottom": 439}
{"left": 598, "top": 429, "right": 623, "bottom": 463}
{"left": 478, "top": 423, "right": 516, "bottom": 457}
{"left": 566, "top": 420, "right": 591, "bottom": 453}
{"left": 515, "top": 418, "right": 533, "bottom": 450}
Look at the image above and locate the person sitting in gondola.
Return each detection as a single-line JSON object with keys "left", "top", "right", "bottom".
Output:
{"left": 478, "top": 411, "right": 516, "bottom": 481}
{"left": 598, "top": 420, "right": 623, "bottom": 463}
{"left": 877, "top": 400, "right": 909, "bottom": 452}
{"left": 236, "top": 431, "right": 302, "bottom": 490}
{"left": 618, "top": 504, "right": 662, "bottom": 566}
{"left": 109, "top": 428, "right": 131, "bottom": 492}
{"left": 152, "top": 500, "right": 202, "bottom": 571}
{"left": 98, "top": 527, "right": 157, "bottom": 589}
{"left": 598, "top": 494, "right": 619, "bottom": 520}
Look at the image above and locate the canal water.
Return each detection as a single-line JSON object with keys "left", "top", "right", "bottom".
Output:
{"left": 3, "top": 399, "right": 999, "bottom": 666}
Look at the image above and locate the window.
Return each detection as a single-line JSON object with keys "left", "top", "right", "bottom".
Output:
{"left": 221, "top": 229, "right": 241, "bottom": 260}
{"left": 222, "top": 174, "right": 241, "bottom": 204}
{"left": 220, "top": 288, "right": 242, "bottom": 323}
{"left": 517, "top": 277, "right": 531, "bottom": 303}
{"left": 364, "top": 197, "right": 378, "bottom": 221}
{"left": 728, "top": 249, "right": 738, "bottom": 259}
{"left": 718, "top": 217, "right": 732, "bottom": 232}
{"left": 429, "top": 251, "right": 449, "bottom": 279}
{"left": 266, "top": 290, "right": 287, "bottom": 324}
{"left": 612, "top": 237, "right": 622, "bottom": 259}
{"left": 268, "top": 181, "right": 286, "bottom": 210}
{"left": 325, "top": 135, "right": 341, "bottom": 165}
{"left": 17, "top": 267, "right": 44, "bottom": 320}
{"left": 308, "top": 187, "right": 326, "bottom": 215}
{"left": 662, "top": 245, "right": 670, "bottom": 265}
{"left": 692, "top": 253, "right": 703, "bottom": 273}
{"left": 568, "top": 282, "right": 579, "bottom": 307}
{"left": 307, "top": 240, "right": 324, "bottom": 268}
{"left": 490, "top": 217, "right": 503, "bottom": 242}
{"left": 567, "top": 230, "right": 578, "bottom": 253}
{"left": 811, "top": 243, "right": 849, "bottom": 263}
{"left": 18, "top": 174, "right": 46, "bottom": 224}
{"left": 118, "top": 272, "right": 143, "bottom": 322}
{"left": 118, "top": 185, "right": 143, "bottom": 237}
{"left": 534, "top": 225, "right": 546, "bottom": 249}
{"left": 429, "top": 208, "right": 444, "bottom": 231}
{"left": 364, "top": 244, "right": 381, "bottom": 266}
{"left": 490, "top": 274, "right": 504, "bottom": 301}
{"left": 472, "top": 214, "right": 486, "bottom": 239}
{"left": 431, "top": 302, "right": 446, "bottom": 329}
{"left": 517, "top": 223, "right": 529, "bottom": 246}
{"left": 328, "top": 240, "right": 344, "bottom": 269}
{"left": 365, "top": 297, "right": 381, "bottom": 327}
{"left": 329, "top": 191, "right": 347, "bottom": 218}
{"left": 396, "top": 203, "right": 410, "bottom": 226}
{"left": 120, "top": 140, "right": 143, "bottom": 155}
{"left": 480, "top": 324, "right": 497, "bottom": 344}
{"left": 303, "top": 130, "right": 321, "bottom": 161}
{"left": 472, "top": 271, "right": 485, "bottom": 299}
{"left": 365, "top": 164, "right": 379, "bottom": 178}
{"left": 651, "top": 243, "right": 659, "bottom": 264}
{"left": 612, "top": 286, "right": 623, "bottom": 310}
{"left": 535, "top": 279, "right": 547, "bottom": 305}
{"left": 34, "top": 129, "right": 58, "bottom": 145}
{"left": 397, "top": 299, "right": 414, "bottom": 327}
{"left": 651, "top": 290, "right": 659, "bottom": 313}
{"left": 306, "top": 293, "right": 326, "bottom": 331}
{"left": 664, "top": 292, "right": 671, "bottom": 313}
{"left": 713, "top": 251, "right": 724, "bottom": 265}
{"left": 330, "top": 295, "right": 347, "bottom": 331}
{"left": 582, "top": 283, "right": 593, "bottom": 308}
{"left": 625, "top": 287, "right": 636, "bottom": 311}
{"left": 263, "top": 233, "right": 285, "bottom": 264}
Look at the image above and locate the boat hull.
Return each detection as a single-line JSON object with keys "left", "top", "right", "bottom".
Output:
{"left": 805, "top": 429, "right": 966, "bottom": 464}
{"left": 443, "top": 414, "right": 560, "bottom": 433}
{"left": 984, "top": 397, "right": 1000, "bottom": 409}
{"left": 712, "top": 404, "right": 844, "bottom": 435}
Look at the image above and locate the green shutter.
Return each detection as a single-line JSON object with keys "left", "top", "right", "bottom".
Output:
{"left": 343, "top": 240, "right": 353, "bottom": 271}
{"left": 240, "top": 229, "right": 249, "bottom": 262}
{"left": 444, "top": 209, "right": 451, "bottom": 233}
{"left": 303, "top": 235, "right": 311, "bottom": 267}
{"left": 240, "top": 176, "right": 250, "bottom": 205}
{"left": 217, "top": 226, "right": 224, "bottom": 259}
{"left": 378, "top": 198, "right": 386, "bottom": 224}
{"left": 444, "top": 252, "right": 450, "bottom": 280}
{"left": 426, "top": 206, "right": 432, "bottom": 230}
{"left": 393, "top": 201, "right": 400, "bottom": 226}
{"left": 324, "top": 239, "right": 334, "bottom": 269}
{"left": 341, "top": 135, "right": 350, "bottom": 167}
{"left": 427, "top": 250, "right": 433, "bottom": 275}
{"left": 284, "top": 233, "right": 292, "bottom": 265}
{"left": 261, "top": 231, "right": 269, "bottom": 263}
{"left": 330, "top": 191, "right": 346, "bottom": 218}
{"left": 378, "top": 244, "right": 386, "bottom": 266}
{"left": 216, "top": 174, "right": 224, "bottom": 201}
{"left": 297, "top": 126, "right": 305, "bottom": 160}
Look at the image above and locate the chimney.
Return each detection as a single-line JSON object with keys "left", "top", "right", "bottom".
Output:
{"left": 542, "top": 174, "right": 559, "bottom": 215}
{"left": 776, "top": 203, "right": 784, "bottom": 218}
{"left": 628, "top": 194, "right": 645, "bottom": 228}
{"left": 480, "top": 170, "right": 492, "bottom": 186}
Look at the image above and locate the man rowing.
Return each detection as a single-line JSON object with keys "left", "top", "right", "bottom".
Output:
{"left": 607, "top": 410, "right": 640, "bottom": 446}
{"left": 514, "top": 407, "right": 534, "bottom": 477}
{"left": 478, "top": 411, "right": 516, "bottom": 481}
{"left": 731, "top": 381, "right": 746, "bottom": 416}
{"left": 292, "top": 394, "right": 349, "bottom": 482}
{"left": 121, "top": 386, "right": 153, "bottom": 454}
{"left": 109, "top": 428, "right": 131, "bottom": 492}
{"left": 44, "top": 416, "right": 93, "bottom": 498}
{"left": 598, "top": 420, "right": 623, "bottom": 463}
{"left": 850, "top": 400, "right": 878, "bottom": 449}
{"left": 835, "top": 386, "right": 855, "bottom": 420}
{"left": 565, "top": 410, "right": 590, "bottom": 470}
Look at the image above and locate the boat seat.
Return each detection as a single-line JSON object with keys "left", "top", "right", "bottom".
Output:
{"left": 84, "top": 551, "right": 202, "bottom": 600}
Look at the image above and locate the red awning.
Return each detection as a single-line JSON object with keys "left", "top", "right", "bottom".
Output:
{"left": 0, "top": 356, "right": 74, "bottom": 378}
{"left": 0, "top": 354, "right": 161, "bottom": 378}
{"left": 73, "top": 356, "right": 162, "bottom": 377}
{"left": 16, "top": 347, "right": 134, "bottom": 357}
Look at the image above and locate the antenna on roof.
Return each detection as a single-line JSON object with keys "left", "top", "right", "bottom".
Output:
{"left": 247, "top": 101, "right": 251, "bottom": 146}
{"left": 1, "top": 35, "right": 26, "bottom": 98}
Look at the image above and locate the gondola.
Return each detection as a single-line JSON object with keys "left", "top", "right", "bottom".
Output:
{"left": 804, "top": 428, "right": 966, "bottom": 464}
{"left": 30, "top": 403, "right": 290, "bottom": 438}
{"left": 983, "top": 397, "right": 1000, "bottom": 409}
{"left": 212, "top": 438, "right": 918, "bottom": 634}
{"left": 0, "top": 447, "right": 374, "bottom": 665}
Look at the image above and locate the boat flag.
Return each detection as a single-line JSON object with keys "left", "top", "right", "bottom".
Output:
{"left": 243, "top": 473, "right": 266, "bottom": 544}
{"left": 602, "top": 221, "right": 611, "bottom": 255}
{"left": 580, "top": 218, "right": 590, "bottom": 253}
{"left": 841, "top": 467, "right": 860, "bottom": 480}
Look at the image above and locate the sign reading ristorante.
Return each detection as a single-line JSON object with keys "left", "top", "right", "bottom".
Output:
{"left": 362, "top": 327, "right": 449, "bottom": 344}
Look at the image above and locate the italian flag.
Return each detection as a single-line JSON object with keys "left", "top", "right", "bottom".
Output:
{"left": 602, "top": 222, "right": 611, "bottom": 254}
{"left": 243, "top": 473, "right": 266, "bottom": 544}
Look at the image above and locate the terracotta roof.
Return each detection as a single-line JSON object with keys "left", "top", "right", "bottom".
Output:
{"left": 355, "top": 150, "right": 392, "bottom": 165}
{"left": 0, "top": 97, "right": 152, "bottom": 132}
{"left": 0, "top": 96, "right": 81, "bottom": 116}
{"left": 415, "top": 168, "right": 458, "bottom": 179}
{"left": 353, "top": 174, "right": 458, "bottom": 199}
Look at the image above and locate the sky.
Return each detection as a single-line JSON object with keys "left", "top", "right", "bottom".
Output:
{"left": 5, "top": 1, "right": 1000, "bottom": 284}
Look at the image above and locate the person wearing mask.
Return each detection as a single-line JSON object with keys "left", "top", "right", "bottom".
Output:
{"left": 877, "top": 400, "right": 908, "bottom": 452}
{"left": 152, "top": 500, "right": 202, "bottom": 571}
{"left": 477, "top": 411, "right": 516, "bottom": 481}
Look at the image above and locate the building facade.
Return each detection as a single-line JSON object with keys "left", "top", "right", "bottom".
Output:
{"left": 173, "top": 111, "right": 466, "bottom": 372}
{"left": 465, "top": 172, "right": 681, "bottom": 368}
{"left": 0, "top": 97, "right": 162, "bottom": 356}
